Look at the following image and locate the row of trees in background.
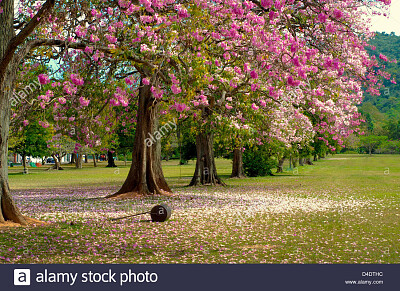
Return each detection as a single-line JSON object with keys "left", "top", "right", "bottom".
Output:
{"left": 0, "top": 0, "right": 393, "bottom": 224}
{"left": 351, "top": 32, "right": 400, "bottom": 155}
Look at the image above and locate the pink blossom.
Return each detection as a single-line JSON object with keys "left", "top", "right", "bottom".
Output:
{"left": 287, "top": 76, "right": 300, "bottom": 87}
{"left": 58, "top": 97, "right": 66, "bottom": 104}
{"left": 143, "top": 78, "right": 150, "bottom": 85}
{"left": 90, "top": 34, "right": 100, "bottom": 42}
{"left": 250, "top": 70, "right": 258, "bottom": 79}
{"left": 379, "top": 54, "right": 388, "bottom": 62}
{"left": 84, "top": 46, "right": 93, "bottom": 54}
{"left": 333, "top": 9, "right": 343, "bottom": 19}
{"left": 318, "top": 13, "right": 328, "bottom": 23}
{"left": 39, "top": 121, "right": 50, "bottom": 128}
{"left": 23, "top": 120, "right": 29, "bottom": 127}
{"left": 150, "top": 86, "right": 164, "bottom": 99}
{"left": 261, "top": 0, "right": 273, "bottom": 8}
{"left": 70, "top": 74, "right": 84, "bottom": 86}
{"left": 234, "top": 66, "right": 242, "bottom": 74}
{"left": 79, "top": 97, "right": 90, "bottom": 106}
{"left": 175, "top": 103, "right": 188, "bottom": 112}
{"left": 38, "top": 74, "right": 50, "bottom": 85}
{"left": 106, "top": 34, "right": 117, "bottom": 43}
{"left": 251, "top": 103, "right": 259, "bottom": 111}
{"left": 125, "top": 77, "right": 133, "bottom": 85}
{"left": 243, "top": 63, "right": 250, "bottom": 73}
{"left": 171, "top": 84, "right": 182, "bottom": 94}
{"left": 326, "top": 23, "right": 336, "bottom": 33}
{"left": 251, "top": 84, "right": 259, "bottom": 91}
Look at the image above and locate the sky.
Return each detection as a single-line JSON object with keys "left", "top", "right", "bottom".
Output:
{"left": 370, "top": 0, "right": 400, "bottom": 35}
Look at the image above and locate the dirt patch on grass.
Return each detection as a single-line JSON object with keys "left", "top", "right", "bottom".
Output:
{"left": 106, "top": 191, "right": 177, "bottom": 200}
{"left": 0, "top": 217, "right": 49, "bottom": 228}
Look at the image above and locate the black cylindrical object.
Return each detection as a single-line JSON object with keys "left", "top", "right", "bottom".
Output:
{"left": 150, "top": 204, "right": 172, "bottom": 222}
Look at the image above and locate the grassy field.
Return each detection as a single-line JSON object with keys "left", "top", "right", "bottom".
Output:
{"left": 1, "top": 154, "right": 399, "bottom": 264}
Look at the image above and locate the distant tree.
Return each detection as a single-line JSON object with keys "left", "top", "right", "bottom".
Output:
{"left": 10, "top": 122, "right": 51, "bottom": 173}
{"left": 359, "top": 135, "right": 388, "bottom": 155}
{"left": 115, "top": 123, "right": 135, "bottom": 166}
{"left": 384, "top": 118, "right": 400, "bottom": 140}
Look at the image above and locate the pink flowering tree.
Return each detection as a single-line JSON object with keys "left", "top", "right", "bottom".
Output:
{"left": 0, "top": 0, "right": 393, "bottom": 223}
{"left": 151, "top": 0, "right": 393, "bottom": 186}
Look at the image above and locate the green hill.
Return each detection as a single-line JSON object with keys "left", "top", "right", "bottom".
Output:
{"left": 363, "top": 32, "right": 400, "bottom": 120}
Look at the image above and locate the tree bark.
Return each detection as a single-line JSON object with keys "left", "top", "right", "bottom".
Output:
{"left": 0, "top": 74, "right": 27, "bottom": 224}
{"left": 189, "top": 131, "right": 225, "bottom": 186}
{"left": 292, "top": 157, "right": 298, "bottom": 168}
{"left": 0, "top": 0, "right": 56, "bottom": 225}
{"left": 106, "top": 150, "right": 117, "bottom": 167}
{"left": 299, "top": 157, "right": 304, "bottom": 166}
{"left": 276, "top": 157, "right": 285, "bottom": 173}
{"left": 0, "top": 1, "right": 26, "bottom": 224}
{"left": 305, "top": 157, "right": 313, "bottom": 165}
{"left": 51, "top": 154, "right": 61, "bottom": 170}
{"left": 231, "top": 148, "right": 246, "bottom": 178}
{"left": 84, "top": 154, "right": 88, "bottom": 163}
{"left": 22, "top": 154, "right": 28, "bottom": 174}
{"left": 70, "top": 153, "right": 76, "bottom": 164}
{"left": 108, "top": 83, "right": 171, "bottom": 197}
{"left": 75, "top": 153, "right": 83, "bottom": 169}
{"left": 93, "top": 155, "right": 97, "bottom": 167}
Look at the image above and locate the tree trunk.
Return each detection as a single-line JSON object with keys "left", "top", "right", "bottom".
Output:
{"left": 292, "top": 157, "right": 298, "bottom": 168}
{"left": 299, "top": 157, "right": 304, "bottom": 166}
{"left": 51, "top": 154, "right": 61, "bottom": 170}
{"left": 305, "top": 157, "right": 313, "bottom": 165}
{"left": 0, "top": 0, "right": 56, "bottom": 225}
{"left": 276, "top": 157, "right": 285, "bottom": 173}
{"left": 231, "top": 148, "right": 245, "bottom": 178}
{"left": 108, "top": 83, "right": 171, "bottom": 197}
{"left": 70, "top": 153, "right": 76, "bottom": 164}
{"left": 0, "top": 79, "right": 27, "bottom": 224}
{"left": 84, "top": 154, "right": 88, "bottom": 163}
{"left": 0, "top": 0, "right": 27, "bottom": 224}
{"left": 313, "top": 154, "right": 317, "bottom": 162}
{"left": 106, "top": 151, "right": 117, "bottom": 167}
{"left": 93, "top": 155, "right": 97, "bottom": 167}
{"left": 189, "top": 131, "right": 225, "bottom": 186}
{"left": 75, "top": 154, "right": 83, "bottom": 169}
{"left": 22, "top": 154, "right": 28, "bottom": 174}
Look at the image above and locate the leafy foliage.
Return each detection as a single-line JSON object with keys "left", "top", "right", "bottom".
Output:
{"left": 10, "top": 121, "right": 51, "bottom": 159}
{"left": 243, "top": 146, "right": 277, "bottom": 177}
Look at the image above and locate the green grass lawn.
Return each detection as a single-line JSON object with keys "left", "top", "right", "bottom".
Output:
{"left": 1, "top": 154, "right": 399, "bottom": 264}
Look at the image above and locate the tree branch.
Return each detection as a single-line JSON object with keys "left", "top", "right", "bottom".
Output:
{"left": 0, "top": 0, "right": 55, "bottom": 83}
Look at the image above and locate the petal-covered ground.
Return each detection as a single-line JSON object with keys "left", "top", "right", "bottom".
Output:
{"left": 1, "top": 155, "right": 399, "bottom": 264}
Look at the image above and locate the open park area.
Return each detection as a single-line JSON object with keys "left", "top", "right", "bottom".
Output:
{"left": 1, "top": 154, "right": 399, "bottom": 264}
